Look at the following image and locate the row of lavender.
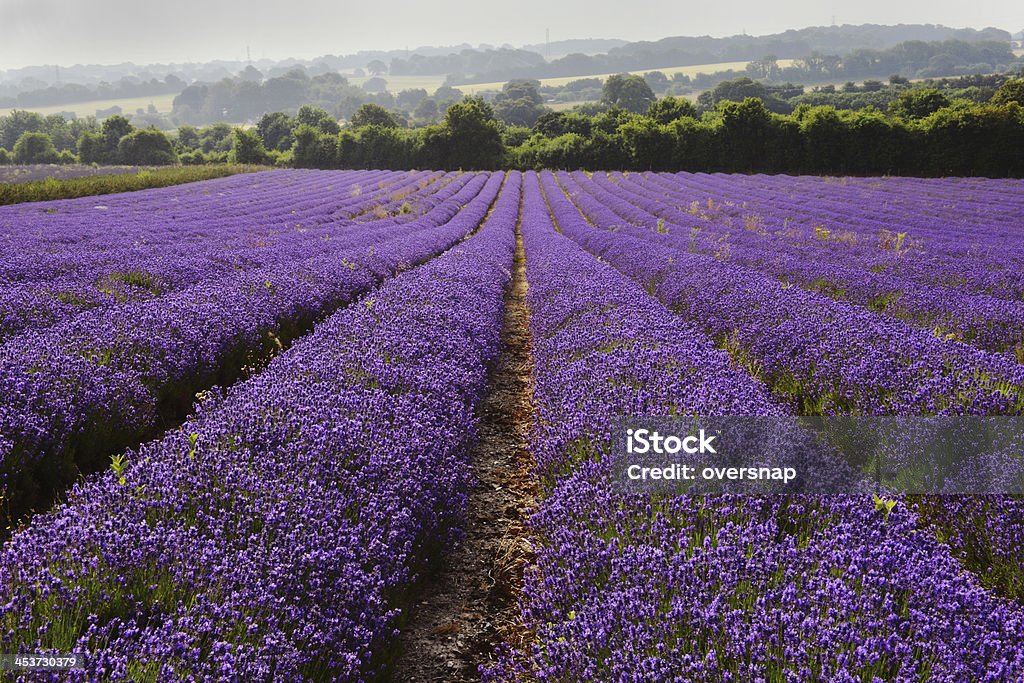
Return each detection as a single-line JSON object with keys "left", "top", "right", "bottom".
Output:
{"left": 0, "top": 169, "right": 495, "bottom": 520}
{"left": 0, "top": 170, "right": 449, "bottom": 340}
{"left": 581, "top": 171, "right": 1024, "bottom": 357}
{"left": 487, "top": 172, "right": 1024, "bottom": 681}
{"left": 0, "top": 173, "right": 521, "bottom": 679}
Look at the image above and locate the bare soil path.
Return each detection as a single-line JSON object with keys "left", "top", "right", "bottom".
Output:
{"left": 388, "top": 226, "right": 537, "bottom": 682}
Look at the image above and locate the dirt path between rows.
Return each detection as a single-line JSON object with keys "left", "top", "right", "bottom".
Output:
{"left": 387, "top": 226, "right": 537, "bottom": 682}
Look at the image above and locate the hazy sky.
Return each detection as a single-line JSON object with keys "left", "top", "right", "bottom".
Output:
{"left": 0, "top": 0, "right": 1021, "bottom": 70}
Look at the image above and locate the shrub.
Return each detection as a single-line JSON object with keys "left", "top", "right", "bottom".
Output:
{"left": 13, "top": 132, "right": 60, "bottom": 164}
{"left": 117, "top": 129, "right": 177, "bottom": 165}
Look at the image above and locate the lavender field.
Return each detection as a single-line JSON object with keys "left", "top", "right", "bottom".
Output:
{"left": 1, "top": 168, "right": 1022, "bottom": 681}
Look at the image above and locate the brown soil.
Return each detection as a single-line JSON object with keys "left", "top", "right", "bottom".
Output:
{"left": 387, "top": 226, "right": 537, "bottom": 682}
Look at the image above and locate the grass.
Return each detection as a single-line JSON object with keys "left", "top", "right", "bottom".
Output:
{"left": 0, "top": 93, "right": 179, "bottom": 121}
{"left": 0, "top": 165, "right": 268, "bottom": 206}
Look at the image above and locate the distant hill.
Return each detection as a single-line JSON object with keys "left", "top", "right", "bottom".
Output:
{"left": 536, "top": 24, "right": 1013, "bottom": 78}
{"left": 520, "top": 39, "right": 629, "bottom": 58}
{"left": 607, "top": 24, "right": 1011, "bottom": 62}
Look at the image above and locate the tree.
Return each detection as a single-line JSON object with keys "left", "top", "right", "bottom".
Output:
{"left": 76, "top": 132, "right": 105, "bottom": 164}
{"left": 991, "top": 79, "right": 1024, "bottom": 106}
{"left": 498, "top": 80, "right": 543, "bottom": 106}
{"left": 349, "top": 103, "right": 401, "bottom": 129}
{"left": 799, "top": 106, "right": 847, "bottom": 172}
{"left": 701, "top": 77, "right": 769, "bottom": 110}
{"left": 363, "top": 77, "right": 388, "bottom": 93}
{"left": 198, "top": 123, "right": 235, "bottom": 153}
{"left": 420, "top": 97, "right": 503, "bottom": 170}
{"left": 433, "top": 85, "right": 462, "bottom": 108}
{"left": 263, "top": 72, "right": 309, "bottom": 112}
{"left": 647, "top": 96, "right": 697, "bottom": 124}
{"left": 256, "top": 112, "right": 294, "bottom": 151}
{"left": 366, "top": 60, "right": 388, "bottom": 76}
{"left": 117, "top": 129, "right": 177, "bottom": 165}
{"left": 231, "top": 128, "right": 271, "bottom": 164}
{"left": 715, "top": 98, "right": 778, "bottom": 172}
{"left": 844, "top": 108, "right": 898, "bottom": 174}
{"left": 512, "top": 132, "right": 587, "bottom": 170}
{"left": 746, "top": 56, "right": 780, "bottom": 80}
{"left": 356, "top": 125, "right": 411, "bottom": 168}
{"left": 396, "top": 89, "right": 428, "bottom": 110}
{"left": 295, "top": 105, "right": 340, "bottom": 135}
{"left": 620, "top": 119, "right": 674, "bottom": 170}
{"left": 13, "top": 131, "right": 59, "bottom": 164}
{"left": 100, "top": 114, "right": 132, "bottom": 141}
{"left": 494, "top": 80, "right": 547, "bottom": 127}
{"left": 502, "top": 125, "right": 531, "bottom": 148}
{"left": 101, "top": 115, "right": 134, "bottom": 159}
{"left": 602, "top": 74, "right": 656, "bottom": 113}
{"left": 532, "top": 111, "right": 593, "bottom": 138}
{"left": 643, "top": 71, "right": 670, "bottom": 93}
{"left": 292, "top": 124, "right": 337, "bottom": 168}
{"left": 668, "top": 116, "right": 716, "bottom": 171}
{"left": 335, "top": 94, "right": 369, "bottom": 120}
{"left": 413, "top": 98, "right": 439, "bottom": 123}
{"left": 175, "top": 125, "right": 202, "bottom": 152}
{"left": 533, "top": 111, "right": 567, "bottom": 137}
{"left": 921, "top": 102, "right": 1024, "bottom": 176}
{"left": 239, "top": 65, "right": 263, "bottom": 82}
{"left": 889, "top": 88, "right": 950, "bottom": 119}
{"left": 0, "top": 110, "right": 47, "bottom": 150}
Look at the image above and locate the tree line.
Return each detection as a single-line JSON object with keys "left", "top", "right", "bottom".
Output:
{"left": 270, "top": 76, "right": 1024, "bottom": 177}
{"left": 454, "top": 38, "right": 1020, "bottom": 86}
{"left": 152, "top": 38, "right": 1024, "bottom": 129}
{"left": 1, "top": 76, "right": 1022, "bottom": 176}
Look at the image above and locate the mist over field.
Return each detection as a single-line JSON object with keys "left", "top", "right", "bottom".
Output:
{"left": 0, "top": 0, "right": 1021, "bottom": 68}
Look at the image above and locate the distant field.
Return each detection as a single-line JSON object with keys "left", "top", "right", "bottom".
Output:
{"left": 0, "top": 93, "right": 178, "bottom": 120}
{"left": 455, "top": 60, "right": 798, "bottom": 94}
{"left": 548, "top": 100, "right": 590, "bottom": 112}
{"left": 348, "top": 73, "right": 449, "bottom": 93}
{"left": 350, "top": 58, "right": 799, "bottom": 95}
